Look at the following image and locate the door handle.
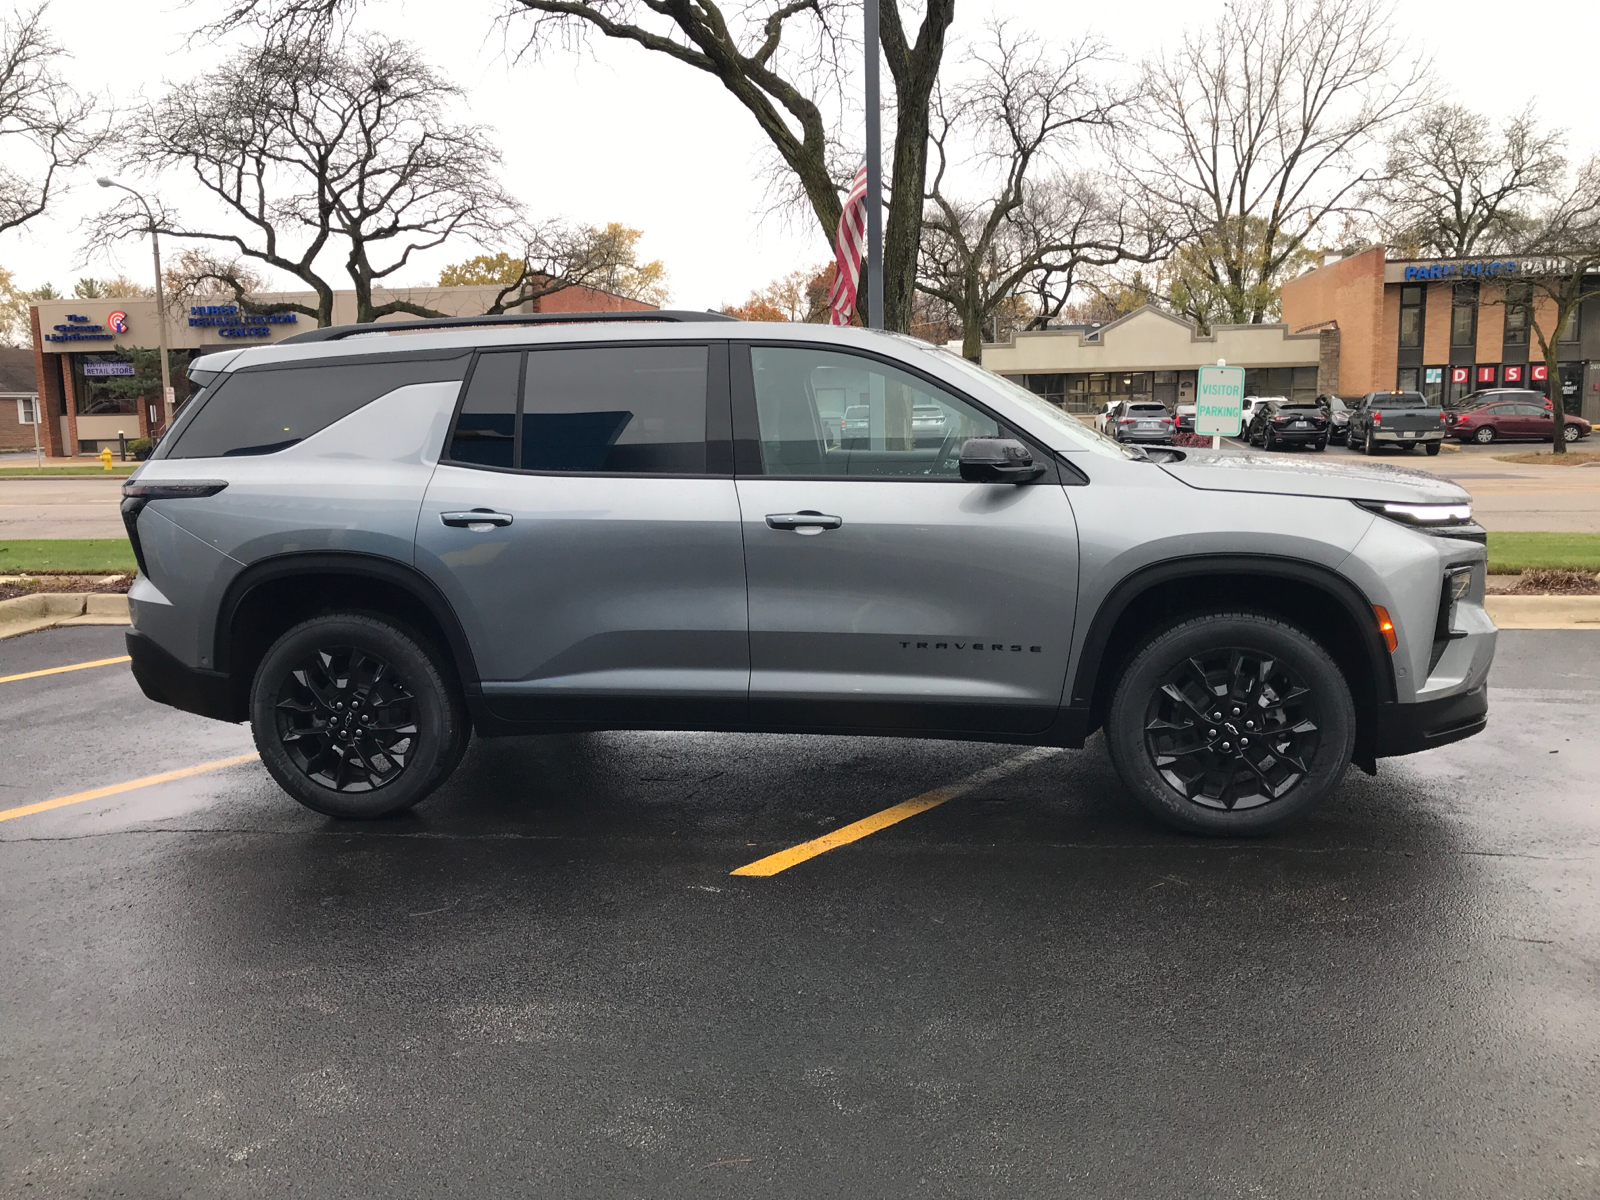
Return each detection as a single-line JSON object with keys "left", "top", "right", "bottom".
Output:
{"left": 766, "top": 511, "right": 843, "bottom": 535}
{"left": 441, "top": 509, "right": 514, "bottom": 529}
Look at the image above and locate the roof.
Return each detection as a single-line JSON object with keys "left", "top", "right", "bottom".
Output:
{"left": 0, "top": 346, "right": 37, "bottom": 395}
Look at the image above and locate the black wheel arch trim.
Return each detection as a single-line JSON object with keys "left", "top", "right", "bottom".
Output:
{"left": 213, "top": 550, "right": 482, "bottom": 693}
{"left": 1068, "top": 553, "right": 1398, "bottom": 715}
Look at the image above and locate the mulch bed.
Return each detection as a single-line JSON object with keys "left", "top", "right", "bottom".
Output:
{"left": 0, "top": 574, "right": 132, "bottom": 603}
{"left": 1507, "top": 568, "right": 1600, "bottom": 595}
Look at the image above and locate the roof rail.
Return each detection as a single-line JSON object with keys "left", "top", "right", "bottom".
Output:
{"left": 278, "top": 309, "right": 738, "bottom": 345}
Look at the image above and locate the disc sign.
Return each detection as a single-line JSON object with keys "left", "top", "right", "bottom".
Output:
{"left": 1195, "top": 365, "right": 1246, "bottom": 436}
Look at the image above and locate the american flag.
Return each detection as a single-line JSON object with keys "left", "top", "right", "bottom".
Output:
{"left": 827, "top": 161, "right": 869, "bottom": 326}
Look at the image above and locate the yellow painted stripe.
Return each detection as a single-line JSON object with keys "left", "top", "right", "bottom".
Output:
{"left": 731, "top": 747, "right": 1058, "bottom": 877}
{"left": 0, "top": 655, "right": 131, "bottom": 685}
{"left": 0, "top": 752, "right": 261, "bottom": 823}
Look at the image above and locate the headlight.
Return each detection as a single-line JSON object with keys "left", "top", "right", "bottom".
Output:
{"left": 1357, "top": 500, "right": 1473, "bottom": 526}
{"left": 1447, "top": 565, "right": 1472, "bottom": 602}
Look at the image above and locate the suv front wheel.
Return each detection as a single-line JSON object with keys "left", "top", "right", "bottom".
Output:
{"left": 250, "top": 614, "right": 469, "bottom": 819}
{"left": 1103, "top": 612, "right": 1356, "bottom": 835}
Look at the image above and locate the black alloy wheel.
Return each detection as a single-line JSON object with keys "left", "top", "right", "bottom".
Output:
{"left": 1103, "top": 612, "right": 1356, "bottom": 835}
{"left": 1141, "top": 648, "right": 1320, "bottom": 812}
{"left": 274, "top": 646, "right": 417, "bottom": 793}
{"left": 251, "top": 614, "right": 469, "bottom": 818}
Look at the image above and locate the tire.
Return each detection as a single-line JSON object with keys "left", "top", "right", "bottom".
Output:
{"left": 1402, "top": 442, "right": 1418, "bottom": 453}
{"left": 1102, "top": 612, "right": 1356, "bottom": 836}
{"left": 1425, "top": 441, "right": 1441, "bottom": 456}
{"left": 1474, "top": 426, "right": 1495, "bottom": 444}
{"left": 1361, "top": 431, "right": 1379, "bottom": 455}
{"left": 1314, "top": 440, "right": 1327, "bottom": 451}
{"left": 1563, "top": 423, "right": 1580, "bottom": 443}
{"left": 250, "top": 613, "right": 469, "bottom": 819}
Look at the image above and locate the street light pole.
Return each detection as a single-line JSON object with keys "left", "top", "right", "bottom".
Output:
{"left": 96, "top": 176, "right": 173, "bottom": 432}
{"left": 863, "top": 0, "right": 883, "bottom": 330}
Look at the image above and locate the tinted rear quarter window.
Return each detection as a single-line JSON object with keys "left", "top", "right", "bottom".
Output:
{"left": 168, "top": 356, "right": 468, "bottom": 458}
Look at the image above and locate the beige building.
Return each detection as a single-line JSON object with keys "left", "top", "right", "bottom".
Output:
{"left": 29, "top": 282, "right": 653, "bottom": 456}
{"left": 982, "top": 305, "right": 1332, "bottom": 413}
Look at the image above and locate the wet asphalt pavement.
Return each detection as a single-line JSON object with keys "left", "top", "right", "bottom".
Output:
{"left": 2, "top": 626, "right": 1598, "bottom": 1199}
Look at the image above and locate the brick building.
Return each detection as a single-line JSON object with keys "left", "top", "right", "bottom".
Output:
{"left": 1281, "top": 246, "right": 1600, "bottom": 418}
{"left": 29, "top": 282, "right": 655, "bottom": 456}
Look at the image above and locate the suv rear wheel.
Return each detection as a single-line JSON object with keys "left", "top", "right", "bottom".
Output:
{"left": 250, "top": 614, "right": 468, "bottom": 819}
{"left": 1103, "top": 612, "right": 1356, "bottom": 835}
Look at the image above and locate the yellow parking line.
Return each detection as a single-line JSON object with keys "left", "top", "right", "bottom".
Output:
{"left": 0, "top": 752, "right": 261, "bottom": 823}
{"left": 0, "top": 655, "right": 131, "bottom": 685}
{"left": 731, "top": 747, "right": 1058, "bottom": 877}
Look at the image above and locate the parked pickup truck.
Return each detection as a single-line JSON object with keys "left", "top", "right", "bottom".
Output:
{"left": 1346, "top": 391, "right": 1448, "bottom": 457}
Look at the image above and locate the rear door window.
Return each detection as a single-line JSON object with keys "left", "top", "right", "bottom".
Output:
{"left": 167, "top": 356, "right": 468, "bottom": 458}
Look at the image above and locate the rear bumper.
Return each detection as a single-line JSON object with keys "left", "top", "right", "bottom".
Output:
{"left": 1266, "top": 428, "right": 1327, "bottom": 442}
{"left": 126, "top": 629, "right": 242, "bottom": 723}
{"left": 1372, "top": 430, "right": 1445, "bottom": 442}
{"left": 1370, "top": 684, "right": 1488, "bottom": 758}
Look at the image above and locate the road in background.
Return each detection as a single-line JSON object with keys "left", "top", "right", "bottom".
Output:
{"left": 0, "top": 477, "right": 127, "bottom": 539}
{"left": 2, "top": 625, "right": 1597, "bottom": 1198}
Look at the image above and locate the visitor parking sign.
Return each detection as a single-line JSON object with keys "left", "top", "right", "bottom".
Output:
{"left": 1196, "top": 365, "right": 1245, "bottom": 436}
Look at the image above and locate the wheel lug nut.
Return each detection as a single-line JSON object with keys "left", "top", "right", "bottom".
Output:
{"left": 1208, "top": 728, "right": 1217, "bottom": 736}
{"left": 1220, "top": 741, "right": 1231, "bottom": 751}
{"left": 1240, "top": 737, "right": 1249, "bottom": 746}
{"left": 1232, "top": 707, "right": 1240, "bottom": 715}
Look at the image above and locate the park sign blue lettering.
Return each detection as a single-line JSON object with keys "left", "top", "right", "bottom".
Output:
{"left": 188, "top": 304, "right": 299, "bottom": 337}
{"left": 1404, "top": 260, "right": 1519, "bottom": 281}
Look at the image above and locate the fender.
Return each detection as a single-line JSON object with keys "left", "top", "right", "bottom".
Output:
{"left": 214, "top": 550, "right": 482, "bottom": 692}
{"left": 1068, "top": 553, "right": 1398, "bottom": 712}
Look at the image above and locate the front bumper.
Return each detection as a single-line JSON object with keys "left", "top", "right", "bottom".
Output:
{"left": 126, "top": 628, "right": 242, "bottom": 723}
{"left": 1371, "top": 684, "right": 1488, "bottom": 757}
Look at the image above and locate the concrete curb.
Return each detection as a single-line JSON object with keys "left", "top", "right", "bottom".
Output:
{"left": 0, "top": 592, "right": 130, "bottom": 640}
{"left": 1485, "top": 595, "right": 1600, "bottom": 630}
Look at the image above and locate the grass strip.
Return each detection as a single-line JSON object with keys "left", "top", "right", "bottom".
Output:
{"left": 0, "top": 539, "right": 138, "bottom": 573}
{"left": 0, "top": 465, "right": 136, "bottom": 476}
{"left": 1487, "top": 532, "right": 1600, "bottom": 574}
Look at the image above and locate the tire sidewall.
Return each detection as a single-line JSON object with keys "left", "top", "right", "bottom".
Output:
{"left": 1104, "top": 613, "right": 1356, "bottom": 836}
{"left": 250, "top": 614, "right": 463, "bottom": 819}
{"left": 1475, "top": 427, "right": 1494, "bottom": 444}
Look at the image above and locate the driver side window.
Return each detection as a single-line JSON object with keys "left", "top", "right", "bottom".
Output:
{"left": 748, "top": 345, "right": 1001, "bottom": 478}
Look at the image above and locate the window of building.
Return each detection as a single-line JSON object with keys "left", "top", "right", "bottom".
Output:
{"left": 749, "top": 345, "right": 1001, "bottom": 479}
{"left": 1422, "top": 366, "right": 1444, "bottom": 404}
{"left": 16, "top": 396, "right": 38, "bottom": 425}
{"left": 1503, "top": 285, "right": 1531, "bottom": 346}
{"left": 1451, "top": 283, "right": 1478, "bottom": 347}
{"left": 1399, "top": 285, "right": 1424, "bottom": 349}
{"left": 1560, "top": 304, "right": 1581, "bottom": 343}
{"left": 1398, "top": 367, "right": 1420, "bottom": 393}
{"left": 1087, "top": 374, "right": 1109, "bottom": 395}
{"left": 171, "top": 355, "right": 470, "bottom": 459}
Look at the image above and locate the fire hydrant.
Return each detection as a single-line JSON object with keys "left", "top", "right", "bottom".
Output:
{"left": 100, "top": 446, "right": 114, "bottom": 472}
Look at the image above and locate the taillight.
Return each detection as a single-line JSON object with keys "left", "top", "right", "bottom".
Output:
{"left": 1271, "top": 415, "right": 1287, "bottom": 424}
{"left": 1372, "top": 411, "right": 1382, "bottom": 424}
{"left": 1161, "top": 417, "right": 1174, "bottom": 424}
{"left": 1118, "top": 417, "right": 1136, "bottom": 424}
{"left": 1439, "top": 411, "right": 1448, "bottom": 424}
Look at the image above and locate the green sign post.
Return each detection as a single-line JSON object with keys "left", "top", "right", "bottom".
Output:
{"left": 1196, "top": 364, "right": 1245, "bottom": 442}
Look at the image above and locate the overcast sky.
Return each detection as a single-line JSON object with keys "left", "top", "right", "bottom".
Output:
{"left": 4, "top": 0, "right": 1596, "bottom": 309}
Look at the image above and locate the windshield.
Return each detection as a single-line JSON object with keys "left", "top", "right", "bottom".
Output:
{"left": 909, "top": 342, "right": 1141, "bottom": 459}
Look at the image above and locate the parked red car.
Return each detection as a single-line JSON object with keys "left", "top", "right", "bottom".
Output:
{"left": 1448, "top": 396, "right": 1591, "bottom": 444}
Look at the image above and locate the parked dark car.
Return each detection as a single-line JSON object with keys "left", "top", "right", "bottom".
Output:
{"left": 1449, "top": 397, "right": 1591, "bottom": 444}
{"left": 1321, "top": 395, "right": 1353, "bottom": 444}
{"left": 1108, "top": 400, "right": 1175, "bottom": 444}
{"left": 1246, "top": 399, "right": 1330, "bottom": 450}
{"left": 1346, "top": 391, "right": 1448, "bottom": 456}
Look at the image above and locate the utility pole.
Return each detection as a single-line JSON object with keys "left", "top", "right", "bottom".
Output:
{"left": 97, "top": 176, "right": 173, "bottom": 432}
{"left": 864, "top": 0, "right": 883, "bottom": 330}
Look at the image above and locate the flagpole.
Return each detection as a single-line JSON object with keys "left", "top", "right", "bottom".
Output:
{"left": 864, "top": 0, "right": 883, "bottom": 330}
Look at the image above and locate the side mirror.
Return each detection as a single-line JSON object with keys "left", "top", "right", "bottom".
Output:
{"left": 959, "top": 438, "right": 1046, "bottom": 483}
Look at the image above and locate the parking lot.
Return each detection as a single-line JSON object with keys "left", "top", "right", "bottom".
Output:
{"left": 3, "top": 623, "right": 1598, "bottom": 1198}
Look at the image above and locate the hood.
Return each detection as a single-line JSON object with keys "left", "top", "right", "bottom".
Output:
{"left": 1160, "top": 452, "right": 1471, "bottom": 504}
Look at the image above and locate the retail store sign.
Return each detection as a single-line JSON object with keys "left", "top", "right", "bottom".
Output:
{"left": 1452, "top": 367, "right": 1470, "bottom": 384}
{"left": 1532, "top": 364, "right": 1549, "bottom": 381}
{"left": 188, "top": 304, "right": 298, "bottom": 338}
{"left": 1195, "top": 365, "right": 1245, "bottom": 436}
{"left": 83, "top": 361, "right": 136, "bottom": 377}
{"left": 1425, "top": 368, "right": 1443, "bottom": 384}
{"left": 1504, "top": 365, "right": 1523, "bottom": 383}
{"left": 1478, "top": 366, "right": 1497, "bottom": 383}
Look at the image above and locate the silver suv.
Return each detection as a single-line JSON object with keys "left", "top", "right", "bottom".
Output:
{"left": 121, "top": 312, "right": 1495, "bottom": 835}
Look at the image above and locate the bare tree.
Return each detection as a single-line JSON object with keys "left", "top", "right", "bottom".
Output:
{"left": 93, "top": 31, "right": 517, "bottom": 326}
{"left": 917, "top": 27, "right": 1171, "bottom": 359}
{"left": 205, "top": 0, "right": 954, "bottom": 334}
{"left": 1132, "top": 0, "right": 1426, "bottom": 325}
{"left": 1503, "top": 158, "right": 1600, "bottom": 455}
{"left": 0, "top": 5, "right": 105, "bottom": 236}
{"left": 1377, "top": 103, "right": 1566, "bottom": 257}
